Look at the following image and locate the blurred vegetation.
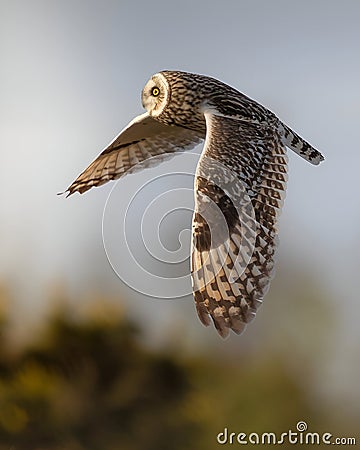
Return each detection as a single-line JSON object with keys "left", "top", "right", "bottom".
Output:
{"left": 0, "top": 283, "right": 357, "bottom": 450}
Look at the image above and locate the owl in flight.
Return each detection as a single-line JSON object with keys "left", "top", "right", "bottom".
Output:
{"left": 64, "top": 71, "right": 324, "bottom": 338}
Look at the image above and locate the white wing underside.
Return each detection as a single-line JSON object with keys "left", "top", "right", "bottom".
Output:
{"left": 65, "top": 113, "right": 204, "bottom": 196}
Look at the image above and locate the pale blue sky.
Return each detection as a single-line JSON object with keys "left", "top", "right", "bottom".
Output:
{"left": 1, "top": 1, "right": 360, "bottom": 410}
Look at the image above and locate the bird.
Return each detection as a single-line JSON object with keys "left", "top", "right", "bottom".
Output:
{"left": 63, "top": 70, "right": 324, "bottom": 338}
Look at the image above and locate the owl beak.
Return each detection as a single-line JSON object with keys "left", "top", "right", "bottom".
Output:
{"left": 141, "top": 91, "right": 154, "bottom": 113}
{"left": 141, "top": 90, "right": 146, "bottom": 109}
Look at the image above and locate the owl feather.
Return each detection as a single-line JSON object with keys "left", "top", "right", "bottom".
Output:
{"left": 62, "top": 70, "right": 324, "bottom": 337}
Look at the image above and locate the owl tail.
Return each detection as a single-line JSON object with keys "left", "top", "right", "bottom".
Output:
{"left": 279, "top": 122, "right": 325, "bottom": 165}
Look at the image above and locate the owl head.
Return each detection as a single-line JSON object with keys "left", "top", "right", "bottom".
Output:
{"left": 141, "top": 71, "right": 207, "bottom": 131}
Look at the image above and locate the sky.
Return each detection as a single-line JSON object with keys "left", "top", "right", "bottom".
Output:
{"left": 1, "top": 0, "right": 360, "bottom": 411}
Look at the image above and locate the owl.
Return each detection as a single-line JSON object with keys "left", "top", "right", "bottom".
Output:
{"left": 64, "top": 71, "right": 324, "bottom": 338}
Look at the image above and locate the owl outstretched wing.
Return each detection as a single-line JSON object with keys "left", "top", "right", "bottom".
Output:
{"left": 64, "top": 113, "right": 204, "bottom": 196}
{"left": 191, "top": 112, "right": 288, "bottom": 338}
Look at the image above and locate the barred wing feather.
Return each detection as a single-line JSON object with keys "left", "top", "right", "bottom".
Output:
{"left": 65, "top": 113, "right": 204, "bottom": 196}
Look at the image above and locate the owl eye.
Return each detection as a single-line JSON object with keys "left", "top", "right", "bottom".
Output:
{"left": 151, "top": 86, "right": 160, "bottom": 97}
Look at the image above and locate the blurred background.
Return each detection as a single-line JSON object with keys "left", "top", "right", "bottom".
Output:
{"left": 1, "top": 0, "right": 359, "bottom": 448}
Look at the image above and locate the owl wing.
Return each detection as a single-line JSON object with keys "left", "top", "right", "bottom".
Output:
{"left": 191, "top": 112, "right": 288, "bottom": 338}
{"left": 64, "top": 112, "right": 204, "bottom": 196}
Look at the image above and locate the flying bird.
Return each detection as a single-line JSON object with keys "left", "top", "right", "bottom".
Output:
{"left": 64, "top": 71, "right": 324, "bottom": 338}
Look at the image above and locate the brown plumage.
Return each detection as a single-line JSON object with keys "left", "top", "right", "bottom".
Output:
{"left": 63, "top": 70, "right": 324, "bottom": 337}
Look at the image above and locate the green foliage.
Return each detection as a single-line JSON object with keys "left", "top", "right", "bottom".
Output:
{"left": 0, "top": 306, "right": 192, "bottom": 450}
{"left": 0, "top": 287, "right": 356, "bottom": 449}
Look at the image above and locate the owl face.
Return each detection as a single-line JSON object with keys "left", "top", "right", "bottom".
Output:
{"left": 142, "top": 71, "right": 207, "bottom": 132}
{"left": 141, "top": 73, "right": 170, "bottom": 118}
